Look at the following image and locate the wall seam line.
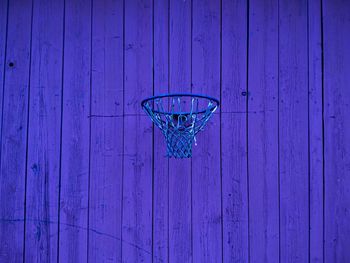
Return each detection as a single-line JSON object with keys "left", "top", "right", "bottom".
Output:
{"left": 86, "top": 0, "right": 94, "bottom": 261}
{"left": 277, "top": 0, "right": 281, "bottom": 261}
{"left": 246, "top": 0, "right": 251, "bottom": 262}
{"left": 56, "top": 0, "right": 66, "bottom": 261}
{"left": 320, "top": 0, "right": 325, "bottom": 261}
{"left": 151, "top": 0, "right": 155, "bottom": 261}
{"left": 120, "top": 0, "right": 125, "bottom": 261}
{"left": 22, "top": 0, "right": 35, "bottom": 261}
{"left": 219, "top": 0, "right": 223, "bottom": 261}
{"left": 307, "top": 0, "right": 311, "bottom": 261}
{"left": 167, "top": 0, "right": 170, "bottom": 261}
{"left": 190, "top": 0, "right": 193, "bottom": 262}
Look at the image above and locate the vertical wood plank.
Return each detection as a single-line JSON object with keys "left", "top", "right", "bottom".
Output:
{"left": 0, "top": 0, "right": 8, "bottom": 150}
{"left": 58, "top": 0, "right": 91, "bottom": 261}
{"left": 123, "top": 116, "right": 153, "bottom": 262}
{"left": 0, "top": 0, "right": 33, "bottom": 261}
{"left": 123, "top": 0, "right": 153, "bottom": 262}
{"left": 323, "top": 0, "right": 350, "bottom": 261}
{"left": 192, "top": 0, "right": 221, "bottom": 262}
{"left": 122, "top": 116, "right": 152, "bottom": 262}
{"left": 89, "top": 0, "right": 123, "bottom": 262}
{"left": 153, "top": 0, "right": 169, "bottom": 262}
{"left": 221, "top": 0, "right": 249, "bottom": 261}
{"left": 248, "top": 0, "right": 279, "bottom": 262}
{"left": 24, "top": 0, "right": 64, "bottom": 261}
{"left": 308, "top": 0, "right": 323, "bottom": 261}
{"left": 279, "top": 0, "right": 309, "bottom": 261}
{"left": 124, "top": 0, "right": 153, "bottom": 116}
{"left": 168, "top": 0, "right": 192, "bottom": 262}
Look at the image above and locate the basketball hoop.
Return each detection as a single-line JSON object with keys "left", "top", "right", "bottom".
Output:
{"left": 141, "top": 93, "right": 219, "bottom": 158}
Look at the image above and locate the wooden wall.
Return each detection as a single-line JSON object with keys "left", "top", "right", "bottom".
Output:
{"left": 0, "top": 0, "right": 349, "bottom": 262}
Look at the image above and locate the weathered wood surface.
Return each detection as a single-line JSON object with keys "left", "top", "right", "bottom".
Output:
{"left": 308, "top": 0, "right": 323, "bottom": 262}
{"left": 192, "top": 0, "right": 221, "bottom": 262}
{"left": 168, "top": 0, "right": 192, "bottom": 262}
{"left": 24, "top": 0, "right": 64, "bottom": 261}
{"left": 58, "top": 0, "right": 91, "bottom": 261}
{"left": 248, "top": 0, "right": 279, "bottom": 262}
{"left": 122, "top": 0, "right": 153, "bottom": 262}
{"left": 221, "top": 0, "right": 249, "bottom": 262}
{"left": 89, "top": 0, "right": 124, "bottom": 262}
{"left": 279, "top": 0, "right": 309, "bottom": 261}
{"left": 0, "top": 0, "right": 8, "bottom": 160}
{"left": 0, "top": 1, "right": 348, "bottom": 262}
{"left": 0, "top": 0, "right": 33, "bottom": 261}
{"left": 323, "top": 0, "right": 350, "bottom": 261}
{"left": 153, "top": 0, "right": 169, "bottom": 262}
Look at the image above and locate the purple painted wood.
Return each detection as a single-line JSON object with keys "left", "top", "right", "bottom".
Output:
{"left": 123, "top": 115, "right": 153, "bottom": 262}
{"left": 0, "top": 0, "right": 8, "bottom": 155}
{"left": 192, "top": 0, "right": 221, "bottom": 262}
{"left": 124, "top": 0, "right": 153, "bottom": 116}
{"left": 153, "top": 0, "right": 169, "bottom": 262}
{"left": 279, "top": 0, "right": 309, "bottom": 261}
{"left": 221, "top": 0, "right": 249, "bottom": 261}
{"left": 168, "top": 0, "right": 192, "bottom": 262}
{"left": 248, "top": 0, "right": 279, "bottom": 262}
{"left": 58, "top": 0, "right": 91, "bottom": 261}
{"left": 2, "top": 2, "right": 350, "bottom": 262}
{"left": 24, "top": 0, "right": 64, "bottom": 261}
{"left": 0, "top": 0, "right": 32, "bottom": 261}
{"left": 122, "top": 0, "right": 153, "bottom": 262}
{"left": 88, "top": 0, "right": 123, "bottom": 262}
{"left": 308, "top": 0, "right": 323, "bottom": 261}
{"left": 323, "top": 0, "right": 350, "bottom": 261}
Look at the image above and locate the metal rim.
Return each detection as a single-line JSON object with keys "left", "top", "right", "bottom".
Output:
{"left": 141, "top": 93, "right": 220, "bottom": 115}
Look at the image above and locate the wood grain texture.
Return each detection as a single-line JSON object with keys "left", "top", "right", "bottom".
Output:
{"left": 122, "top": 0, "right": 153, "bottom": 262}
{"left": 0, "top": 0, "right": 33, "bottom": 261}
{"left": 168, "top": 0, "right": 192, "bottom": 262}
{"left": 1, "top": 2, "right": 350, "bottom": 262}
{"left": 122, "top": 116, "right": 153, "bottom": 263}
{"left": 323, "top": 0, "right": 350, "bottom": 261}
{"left": 308, "top": 0, "right": 323, "bottom": 261}
{"left": 24, "top": 0, "right": 64, "bottom": 261}
{"left": 153, "top": 0, "right": 169, "bottom": 262}
{"left": 221, "top": 0, "right": 249, "bottom": 261}
{"left": 89, "top": 0, "right": 124, "bottom": 262}
{"left": 248, "top": 0, "right": 279, "bottom": 262}
{"left": 58, "top": 0, "right": 91, "bottom": 261}
{"left": 279, "top": 0, "right": 309, "bottom": 262}
{"left": 124, "top": 0, "right": 153, "bottom": 116}
{"left": 0, "top": 0, "right": 8, "bottom": 153}
{"left": 192, "top": 0, "right": 221, "bottom": 262}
